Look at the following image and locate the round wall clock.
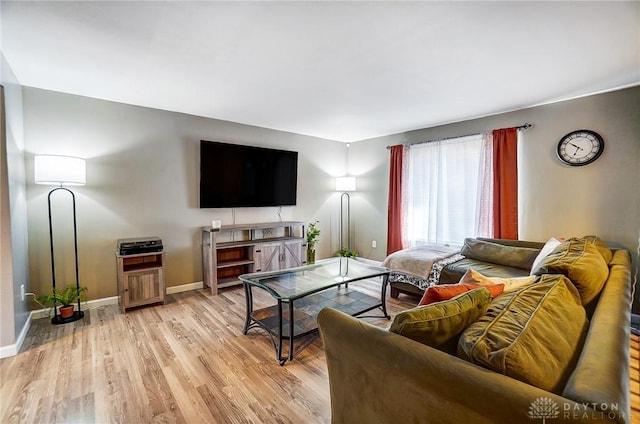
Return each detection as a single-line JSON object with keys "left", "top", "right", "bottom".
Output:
{"left": 556, "top": 130, "right": 604, "bottom": 166}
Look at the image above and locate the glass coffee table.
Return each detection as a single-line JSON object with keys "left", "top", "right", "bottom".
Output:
{"left": 239, "top": 257, "right": 390, "bottom": 365}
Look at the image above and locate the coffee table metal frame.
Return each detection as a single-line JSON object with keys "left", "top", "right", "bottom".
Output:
{"left": 239, "top": 258, "right": 390, "bottom": 365}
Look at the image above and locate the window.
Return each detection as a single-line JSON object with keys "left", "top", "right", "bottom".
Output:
{"left": 405, "top": 133, "right": 493, "bottom": 247}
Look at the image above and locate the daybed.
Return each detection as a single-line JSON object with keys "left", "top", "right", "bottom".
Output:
{"left": 318, "top": 236, "right": 632, "bottom": 423}
{"left": 383, "top": 237, "right": 546, "bottom": 298}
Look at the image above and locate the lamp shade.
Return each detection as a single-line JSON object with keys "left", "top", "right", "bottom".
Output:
{"left": 335, "top": 176, "right": 356, "bottom": 192}
{"left": 34, "top": 155, "right": 86, "bottom": 186}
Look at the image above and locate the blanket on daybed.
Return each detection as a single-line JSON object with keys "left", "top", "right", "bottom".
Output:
{"left": 382, "top": 245, "right": 463, "bottom": 290}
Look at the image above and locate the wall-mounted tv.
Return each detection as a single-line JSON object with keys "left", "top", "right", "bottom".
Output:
{"left": 199, "top": 140, "right": 298, "bottom": 208}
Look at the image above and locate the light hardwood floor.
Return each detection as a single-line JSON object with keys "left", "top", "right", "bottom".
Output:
{"left": 1, "top": 282, "right": 638, "bottom": 423}
{"left": 1, "top": 280, "right": 412, "bottom": 424}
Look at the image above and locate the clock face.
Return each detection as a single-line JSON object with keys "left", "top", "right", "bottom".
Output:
{"left": 557, "top": 130, "right": 604, "bottom": 166}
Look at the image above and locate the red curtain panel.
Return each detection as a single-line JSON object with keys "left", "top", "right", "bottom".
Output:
{"left": 492, "top": 128, "right": 518, "bottom": 239}
{"left": 387, "top": 145, "right": 406, "bottom": 254}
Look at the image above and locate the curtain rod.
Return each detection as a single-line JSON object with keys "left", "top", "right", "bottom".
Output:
{"left": 386, "top": 123, "right": 532, "bottom": 149}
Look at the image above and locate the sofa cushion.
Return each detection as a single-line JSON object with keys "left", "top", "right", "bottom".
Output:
{"left": 418, "top": 282, "right": 505, "bottom": 306}
{"left": 457, "top": 274, "right": 588, "bottom": 394}
{"left": 583, "top": 235, "right": 613, "bottom": 264}
{"left": 390, "top": 288, "right": 492, "bottom": 353}
{"left": 530, "top": 238, "right": 609, "bottom": 305}
{"left": 439, "top": 258, "right": 530, "bottom": 285}
{"left": 459, "top": 269, "right": 537, "bottom": 293}
{"left": 461, "top": 238, "right": 540, "bottom": 271}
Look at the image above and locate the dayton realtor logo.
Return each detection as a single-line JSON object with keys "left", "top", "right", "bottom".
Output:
{"left": 528, "top": 397, "right": 624, "bottom": 422}
{"left": 528, "top": 397, "right": 560, "bottom": 423}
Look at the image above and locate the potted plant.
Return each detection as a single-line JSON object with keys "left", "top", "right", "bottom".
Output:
{"left": 336, "top": 248, "right": 358, "bottom": 278}
{"left": 306, "top": 221, "right": 320, "bottom": 264}
{"left": 38, "top": 284, "right": 88, "bottom": 319}
{"left": 337, "top": 248, "right": 358, "bottom": 258}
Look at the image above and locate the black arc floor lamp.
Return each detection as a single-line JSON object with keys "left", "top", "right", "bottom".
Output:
{"left": 34, "top": 155, "right": 86, "bottom": 324}
{"left": 335, "top": 176, "right": 356, "bottom": 251}
{"left": 335, "top": 176, "right": 356, "bottom": 282}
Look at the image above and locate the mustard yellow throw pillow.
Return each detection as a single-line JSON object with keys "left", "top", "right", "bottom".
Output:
{"left": 390, "top": 288, "right": 492, "bottom": 351}
{"left": 582, "top": 235, "right": 613, "bottom": 264}
{"left": 530, "top": 237, "right": 608, "bottom": 305}
{"left": 457, "top": 274, "right": 588, "bottom": 394}
{"left": 460, "top": 269, "right": 537, "bottom": 293}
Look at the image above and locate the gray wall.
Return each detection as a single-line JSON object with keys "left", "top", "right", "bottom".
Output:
{"left": 349, "top": 86, "right": 640, "bottom": 311}
{"left": 0, "top": 54, "right": 30, "bottom": 350}
{"left": 10, "top": 83, "right": 640, "bottom": 336}
{"left": 23, "top": 88, "right": 347, "bottom": 302}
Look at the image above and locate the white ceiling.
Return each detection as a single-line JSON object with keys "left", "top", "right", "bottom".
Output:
{"left": 2, "top": 1, "right": 639, "bottom": 142}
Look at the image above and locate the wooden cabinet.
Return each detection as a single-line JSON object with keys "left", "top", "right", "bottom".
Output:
{"left": 202, "top": 222, "right": 307, "bottom": 295}
{"left": 254, "top": 242, "right": 281, "bottom": 272}
{"left": 254, "top": 239, "right": 305, "bottom": 272}
{"left": 283, "top": 239, "right": 306, "bottom": 269}
{"left": 116, "top": 252, "right": 165, "bottom": 313}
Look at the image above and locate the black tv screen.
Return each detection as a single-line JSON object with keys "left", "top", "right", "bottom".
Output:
{"left": 199, "top": 140, "right": 298, "bottom": 208}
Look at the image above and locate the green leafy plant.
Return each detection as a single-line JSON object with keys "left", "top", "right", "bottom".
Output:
{"left": 307, "top": 221, "right": 320, "bottom": 248}
{"left": 336, "top": 248, "right": 358, "bottom": 258}
{"left": 37, "top": 284, "right": 88, "bottom": 309}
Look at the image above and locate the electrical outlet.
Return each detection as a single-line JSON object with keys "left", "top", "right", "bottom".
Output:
{"left": 371, "top": 240, "right": 377, "bottom": 248}
{"left": 20, "top": 284, "right": 25, "bottom": 301}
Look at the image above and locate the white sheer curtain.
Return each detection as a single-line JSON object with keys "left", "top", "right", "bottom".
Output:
{"left": 405, "top": 133, "right": 493, "bottom": 247}
{"left": 476, "top": 132, "right": 493, "bottom": 237}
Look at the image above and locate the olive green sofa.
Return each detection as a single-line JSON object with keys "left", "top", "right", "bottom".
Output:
{"left": 317, "top": 240, "right": 632, "bottom": 424}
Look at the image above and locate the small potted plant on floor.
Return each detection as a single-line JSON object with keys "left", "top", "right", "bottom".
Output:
{"left": 336, "top": 248, "right": 358, "bottom": 278}
{"left": 38, "top": 284, "right": 88, "bottom": 319}
{"left": 306, "top": 221, "right": 320, "bottom": 264}
{"left": 336, "top": 248, "right": 358, "bottom": 258}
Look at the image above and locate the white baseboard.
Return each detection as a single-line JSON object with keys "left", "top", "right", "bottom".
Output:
{"left": 354, "top": 257, "right": 383, "bottom": 267}
{"left": 0, "top": 344, "right": 17, "bottom": 359}
{"left": 29, "top": 296, "right": 120, "bottom": 320}
{"left": 14, "top": 313, "right": 31, "bottom": 352}
{"left": 1, "top": 281, "right": 204, "bottom": 358}
{"left": 0, "top": 310, "right": 33, "bottom": 358}
{"left": 0, "top": 310, "right": 32, "bottom": 358}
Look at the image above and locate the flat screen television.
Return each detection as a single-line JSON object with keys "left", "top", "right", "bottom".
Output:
{"left": 199, "top": 140, "right": 298, "bottom": 208}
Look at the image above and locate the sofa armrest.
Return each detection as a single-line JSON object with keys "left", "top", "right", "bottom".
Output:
{"left": 563, "top": 249, "right": 632, "bottom": 423}
{"left": 317, "top": 307, "right": 616, "bottom": 424}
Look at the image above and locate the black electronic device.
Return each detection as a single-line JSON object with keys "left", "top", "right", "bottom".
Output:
{"left": 199, "top": 140, "right": 298, "bottom": 208}
{"left": 117, "top": 237, "right": 163, "bottom": 256}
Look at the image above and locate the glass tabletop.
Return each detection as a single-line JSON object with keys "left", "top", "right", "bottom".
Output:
{"left": 239, "top": 257, "right": 390, "bottom": 300}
